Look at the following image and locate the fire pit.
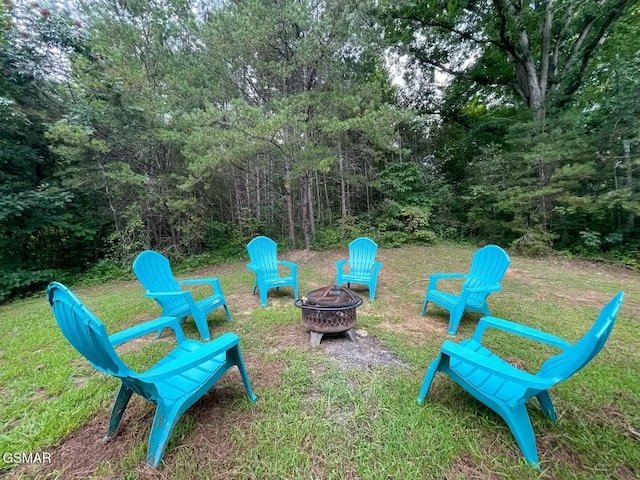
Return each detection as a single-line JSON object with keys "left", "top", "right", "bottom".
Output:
{"left": 294, "top": 285, "right": 363, "bottom": 345}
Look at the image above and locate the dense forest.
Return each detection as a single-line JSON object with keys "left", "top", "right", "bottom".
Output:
{"left": 1, "top": 0, "right": 639, "bottom": 302}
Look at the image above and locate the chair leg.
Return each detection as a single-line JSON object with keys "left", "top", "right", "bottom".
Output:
{"left": 503, "top": 406, "right": 540, "bottom": 466}
{"left": 447, "top": 307, "right": 464, "bottom": 335}
{"left": 369, "top": 282, "right": 376, "bottom": 301}
{"left": 146, "top": 404, "right": 182, "bottom": 468}
{"left": 156, "top": 317, "right": 186, "bottom": 339}
{"left": 420, "top": 296, "right": 429, "bottom": 316}
{"left": 259, "top": 287, "right": 268, "bottom": 307}
{"left": 417, "top": 354, "right": 442, "bottom": 405}
{"left": 535, "top": 390, "right": 557, "bottom": 422}
{"left": 193, "top": 311, "right": 211, "bottom": 342}
{"left": 106, "top": 383, "right": 134, "bottom": 438}
{"left": 228, "top": 345, "right": 258, "bottom": 402}
{"left": 223, "top": 304, "right": 233, "bottom": 322}
{"left": 293, "top": 280, "right": 299, "bottom": 300}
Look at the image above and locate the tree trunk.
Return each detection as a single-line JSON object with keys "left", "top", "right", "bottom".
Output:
{"left": 308, "top": 172, "right": 315, "bottom": 237}
{"left": 255, "top": 164, "right": 261, "bottom": 221}
{"left": 339, "top": 144, "right": 347, "bottom": 220}
{"left": 285, "top": 157, "right": 295, "bottom": 246}
{"left": 365, "top": 159, "right": 371, "bottom": 218}
{"left": 301, "top": 174, "right": 311, "bottom": 250}
{"left": 323, "top": 172, "right": 332, "bottom": 226}
{"left": 623, "top": 139, "right": 634, "bottom": 230}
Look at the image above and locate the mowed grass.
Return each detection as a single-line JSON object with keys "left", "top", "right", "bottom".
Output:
{"left": 0, "top": 244, "right": 639, "bottom": 479}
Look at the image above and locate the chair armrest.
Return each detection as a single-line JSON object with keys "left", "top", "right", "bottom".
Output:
{"left": 336, "top": 259, "right": 348, "bottom": 272}
{"left": 372, "top": 261, "right": 382, "bottom": 274}
{"left": 141, "top": 333, "right": 241, "bottom": 381}
{"left": 472, "top": 316, "right": 573, "bottom": 349}
{"left": 278, "top": 260, "right": 298, "bottom": 274}
{"left": 246, "top": 263, "right": 260, "bottom": 272}
{"left": 178, "top": 278, "right": 223, "bottom": 295}
{"left": 145, "top": 291, "right": 191, "bottom": 299}
{"left": 465, "top": 284, "right": 502, "bottom": 294}
{"left": 109, "top": 316, "right": 186, "bottom": 347}
{"left": 441, "top": 341, "right": 553, "bottom": 389}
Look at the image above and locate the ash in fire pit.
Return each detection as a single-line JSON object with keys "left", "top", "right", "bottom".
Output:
{"left": 294, "top": 285, "right": 362, "bottom": 345}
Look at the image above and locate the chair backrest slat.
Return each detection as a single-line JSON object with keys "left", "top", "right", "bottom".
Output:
{"left": 133, "top": 251, "right": 184, "bottom": 312}
{"left": 47, "top": 283, "right": 130, "bottom": 377}
{"left": 538, "top": 292, "right": 624, "bottom": 382}
{"left": 464, "top": 245, "right": 510, "bottom": 302}
{"left": 349, "top": 237, "right": 378, "bottom": 275}
{"left": 247, "top": 236, "right": 280, "bottom": 278}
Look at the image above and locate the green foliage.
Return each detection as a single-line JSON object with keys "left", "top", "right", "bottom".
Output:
{"left": 311, "top": 229, "right": 349, "bottom": 250}
{"left": 0, "top": 2, "right": 99, "bottom": 303}
{"left": 371, "top": 157, "right": 441, "bottom": 245}
{"left": 375, "top": 162, "right": 429, "bottom": 207}
{"left": 376, "top": 231, "right": 411, "bottom": 248}
{"left": 510, "top": 229, "right": 557, "bottom": 256}
{"left": 0, "top": 268, "right": 65, "bottom": 303}
{"left": 335, "top": 215, "right": 367, "bottom": 239}
{"left": 1, "top": 0, "right": 639, "bottom": 304}
{"left": 78, "top": 259, "right": 132, "bottom": 284}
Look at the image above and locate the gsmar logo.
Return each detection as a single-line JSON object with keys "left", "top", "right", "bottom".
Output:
{"left": 2, "top": 452, "right": 51, "bottom": 463}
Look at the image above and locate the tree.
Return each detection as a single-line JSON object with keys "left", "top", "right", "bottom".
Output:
{"left": 0, "top": 1, "right": 95, "bottom": 301}
{"left": 184, "top": 0, "right": 411, "bottom": 249}
{"left": 52, "top": 0, "right": 203, "bottom": 258}
{"left": 380, "top": 0, "right": 639, "bottom": 253}
{"left": 382, "top": 0, "right": 636, "bottom": 122}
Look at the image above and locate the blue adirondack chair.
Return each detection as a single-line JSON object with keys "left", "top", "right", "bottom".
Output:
{"left": 421, "top": 245, "right": 510, "bottom": 334}
{"left": 417, "top": 292, "right": 624, "bottom": 467}
{"left": 133, "top": 250, "right": 232, "bottom": 341}
{"left": 336, "top": 237, "right": 383, "bottom": 301}
{"left": 246, "top": 236, "right": 299, "bottom": 306}
{"left": 47, "top": 282, "right": 257, "bottom": 468}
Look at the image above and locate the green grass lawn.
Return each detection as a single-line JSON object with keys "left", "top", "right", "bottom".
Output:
{"left": 1, "top": 245, "right": 639, "bottom": 479}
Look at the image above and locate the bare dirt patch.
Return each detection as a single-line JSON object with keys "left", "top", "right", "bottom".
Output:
{"left": 226, "top": 290, "right": 262, "bottom": 315}
{"left": 379, "top": 313, "right": 449, "bottom": 342}
{"left": 16, "top": 397, "right": 154, "bottom": 480}
{"left": 71, "top": 375, "right": 90, "bottom": 389}
{"left": 227, "top": 287, "right": 298, "bottom": 312}
{"left": 158, "top": 381, "right": 260, "bottom": 480}
{"left": 14, "top": 359, "right": 284, "bottom": 480}
{"left": 319, "top": 330, "right": 411, "bottom": 369}
{"left": 443, "top": 416, "right": 588, "bottom": 477}
{"left": 536, "top": 430, "right": 585, "bottom": 472}
{"left": 505, "top": 266, "right": 525, "bottom": 279}
{"left": 305, "top": 250, "right": 348, "bottom": 288}
{"left": 240, "top": 354, "right": 285, "bottom": 390}
{"left": 593, "top": 402, "right": 640, "bottom": 442}
{"left": 30, "top": 387, "right": 56, "bottom": 402}
{"left": 444, "top": 451, "right": 499, "bottom": 480}
{"left": 505, "top": 356, "right": 527, "bottom": 370}
{"left": 264, "top": 323, "right": 312, "bottom": 353}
